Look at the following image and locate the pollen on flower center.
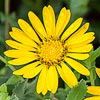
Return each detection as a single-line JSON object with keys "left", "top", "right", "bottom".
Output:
{"left": 39, "top": 40, "right": 64, "bottom": 65}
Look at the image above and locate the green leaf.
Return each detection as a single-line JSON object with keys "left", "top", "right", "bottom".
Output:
{"left": 12, "top": 80, "right": 27, "bottom": 100}
{"left": 55, "top": 88, "right": 68, "bottom": 100}
{"left": 83, "top": 49, "right": 98, "bottom": 85}
{"left": 24, "top": 78, "right": 42, "bottom": 100}
{"left": 5, "top": 96, "right": 10, "bottom": 100}
{"left": 91, "top": 47, "right": 100, "bottom": 62}
{"left": 25, "top": 78, "right": 37, "bottom": 95}
{"left": 6, "top": 75, "right": 24, "bottom": 85}
{"left": 24, "top": 94, "right": 42, "bottom": 100}
{"left": 0, "top": 83, "right": 10, "bottom": 100}
{"left": 67, "top": 80, "right": 87, "bottom": 100}
{"left": 0, "top": 83, "right": 7, "bottom": 92}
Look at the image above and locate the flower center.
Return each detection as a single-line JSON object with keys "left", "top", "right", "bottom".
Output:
{"left": 39, "top": 40, "right": 64, "bottom": 65}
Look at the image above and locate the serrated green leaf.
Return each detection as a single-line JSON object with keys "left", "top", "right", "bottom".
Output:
{"left": 55, "top": 88, "right": 68, "bottom": 100}
{"left": 67, "top": 80, "right": 87, "bottom": 100}
{"left": 0, "top": 93, "right": 9, "bottom": 100}
{"left": 91, "top": 47, "right": 100, "bottom": 62}
{"left": 25, "top": 78, "right": 37, "bottom": 95}
{"left": 0, "top": 83, "right": 7, "bottom": 92}
{"left": 6, "top": 96, "right": 10, "bottom": 100}
{"left": 0, "top": 83, "right": 10, "bottom": 100}
{"left": 83, "top": 49, "right": 97, "bottom": 85}
{"left": 24, "top": 78, "right": 42, "bottom": 100}
{"left": 6, "top": 75, "right": 24, "bottom": 85}
{"left": 12, "top": 80, "right": 27, "bottom": 100}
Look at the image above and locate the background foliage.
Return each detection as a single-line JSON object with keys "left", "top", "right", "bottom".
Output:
{"left": 0, "top": 0, "right": 100, "bottom": 100}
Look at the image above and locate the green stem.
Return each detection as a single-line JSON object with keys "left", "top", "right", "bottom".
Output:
{"left": 90, "top": 70, "right": 95, "bottom": 86}
{"left": 0, "top": 55, "right": 16, "bottom": 71}
{"left": 50, "top": 93, "right": 58, "bottom": 100}
{"left": 5, "top": 0, "right": 10, "bottom": 42}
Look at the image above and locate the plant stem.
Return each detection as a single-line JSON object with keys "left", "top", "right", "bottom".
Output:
{"left": 0, "top": 55, "right": 16, "bottom": 71}
{"left": 5, "top": 0, "right": 10, "bottom": 42}
{"left": 90, "top": 69, "right": 95, "bottom": 86}
{"left": 50, "top": 93, "right": 58, "bottom": 100}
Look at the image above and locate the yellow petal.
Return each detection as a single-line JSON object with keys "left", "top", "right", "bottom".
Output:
{"left": 4, "top": 50, "right": 36, "bottom": 58}
{"left": 23, "top": 64, "right": 44, "bottom": 78}
{"left": 57, "top": 65, "right": 68, "bottom": 85}
{"left": 46, "top": 66, "right": 58, "bottom": 92}
{"left": 65, "top": 32, "right": 95, "bottom": 46}
{"left": 61, "top": 62, "right": 78, "bottom": 87}
{"left": 66, "top": 23, "right": 89, "bottom": 41}
{"left": 64, "top": 36, "right": 95, "bottom": 47}
{"left": 56, "top": 64, "right": 78, "bottom": 88}
{"left": 66, "top": 53, "right": 89, "bottom": 60}
{"left": 84, "top": 96, "right": 100, "bottom": 100}
{"left": 12, "top": 27, "right": 22, "bottom": 32}
{"left": 13, "top": 61, "right": 40, "bottom": 75}
{"left": 43, "top": 5, "right": 55, "bottom": 37}
{"left": 65, "top": 36, "right": 95, "bottom": 48}
{"left": 51, "top": 66, "right": 58, "bottom": 94}
{"left": 5, "top": 40, "right": 35, "bottom": 51}
{"left": 55, "top": 8, "right": 71, "bottom": 38}
{"left": 87, "top": 86, "right": 100, "bottom": 95}
{"left": 61, "top": 18, "right": 83, "bottom": 41}
{"left": 28, "top": 11, "right": 47, "bottom": 39}
{"left": 8, "top": 54, "right": 38, "bottom": 65}
{"left": 42, "top": 85, "right": 48, "bottom": 95}
{"left": 68, "top": 44, "right": 93, "bottom": 53}
{"left": 96, "top": 68, "right": 100, "bottom": 78}
{"left": 36, "top": 65, "right": 48, "bottom": 94}
{"left": 64, "top": 57, "right": 90, "bottom": 75}
{"left": 18, "top": 19, "right": 40, "bottom": 44}
{"left": 10, "top": 28, "right": 38, "bottom": 48}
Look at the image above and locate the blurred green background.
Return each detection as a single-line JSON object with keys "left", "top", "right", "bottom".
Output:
{"left": 0, "top": 0, "right": 100, "bottom": 85}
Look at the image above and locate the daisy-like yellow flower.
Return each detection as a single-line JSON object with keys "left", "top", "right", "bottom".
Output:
{"left": 84, "top": 86, "right": 100, "bottom": 100}
{"left": 96, "top": 68, "right": 100, "bottom": 78}
{"left": 4, "top": 5, "right": 95, "bottom": 95}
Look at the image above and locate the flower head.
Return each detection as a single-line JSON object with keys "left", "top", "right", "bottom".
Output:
{"left": 84, "top": 86, "right": 100, "bottom": 100}
{"left": 4, "top": 5, "right": 95, "bottom": 95}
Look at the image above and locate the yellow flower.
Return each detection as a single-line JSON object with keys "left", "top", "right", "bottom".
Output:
{"left": 84, "top": 86, "right": 100, "bottom": 100}
{"left": 4, "top": 5, "right": 95, "bottom": 95}
{"left": 96, "top": 68, "right": 100, "bottom": 78}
